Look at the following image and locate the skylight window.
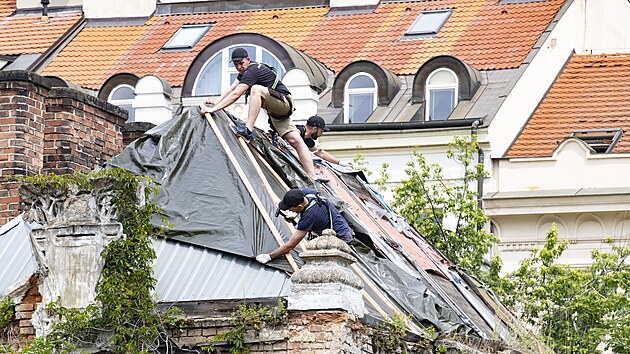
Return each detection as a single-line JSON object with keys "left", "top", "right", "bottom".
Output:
{"left": 570, "top": 129, "right": 623, "bottom": 153}
{"left": 163, "top": 24, "right": 211, "bottom": 50}
{"left": 406, "top": 10, "right": 451, "bottom": 36}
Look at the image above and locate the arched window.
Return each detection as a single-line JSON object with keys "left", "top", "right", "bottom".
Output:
{"left": 344, "top": 73, "right": 377, "bottom": 123}
{"left": 193, "top": 45, "right": 286, "bottom": 96}
{"left": 108, "top": 84, "right": 135, "bottom": 123}
{"left": 425, "top": 68, "right": 458, "bottom": 121}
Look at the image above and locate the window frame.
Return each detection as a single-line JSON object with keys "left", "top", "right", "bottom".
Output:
{"left": 162, "top": 24, "right": 211, "bottom": 50}
{"left": 343, "top": 72, "right": 378, "bottom": 124}
{"left": 108, "top": 84, "right": 136, "bottom": 123}
{"left": 192, "top": 45, "right": 285, "bottom": 97}
{"left": 405, "top": 10, "right": 452, "bottom": 37}
{"left": 425, "top": 68, "right": 458, "bottom": 121}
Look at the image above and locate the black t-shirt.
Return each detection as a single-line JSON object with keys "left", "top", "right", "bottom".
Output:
{"left": 237, "top": 63, "right": 290, "bottom": 95}
{"left": 297, "top": 188, "right": 351, "bottom": 236}
{"left": 296, "top": 125, "right": 316, "bottom": 148}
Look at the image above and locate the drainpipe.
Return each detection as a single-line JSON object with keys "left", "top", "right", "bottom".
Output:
{"left": 41, "top": 0, "right": 49, "bottom": 19}
{"left": 471, "top": 119, "right": 484, "bottom": 210}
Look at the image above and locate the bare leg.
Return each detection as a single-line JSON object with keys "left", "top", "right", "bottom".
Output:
{"left": 245, "top": 85, "right": 268, "bottom": 131}
{"left": 283, "top": 130, "right": 316, "bottom": 179}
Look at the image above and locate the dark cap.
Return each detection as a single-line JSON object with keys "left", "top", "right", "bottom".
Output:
{"left": 306, "top": 115, "right": 329, "bottom": 131}
{"left": 231, "top": 47, "right": 249, "bottom": 61}
{"left": 278, "top": 189, "right": 305, "bottom": 210}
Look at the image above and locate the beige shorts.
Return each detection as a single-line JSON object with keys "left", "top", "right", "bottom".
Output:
{"left": 263, "top": 94, "right": 298, "bottom": 137}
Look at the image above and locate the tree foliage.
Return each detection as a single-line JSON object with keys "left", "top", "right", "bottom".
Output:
{"left": 391, "top": 136, "right": 497, "bottom": 276}
{"left": 498, "top": 224, "right": 630, "bottom": 354}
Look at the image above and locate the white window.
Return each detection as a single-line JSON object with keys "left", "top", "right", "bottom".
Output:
{"left": 425, "top": 68, "right": 457, "bottom": 121}
{"left": 344, "top": 73, "right": 377, "bottom": 124}
{"left": 406, "top": 10, "right": 451, "bottom": 36}
{"left": 108, "top": 84, "right": 135, "bottom": 123}
{"left": 163, "top": 24, "right": 211, "bottom": 50}
{"left": 193, "top": 45, "right": 286, "bottom": 96}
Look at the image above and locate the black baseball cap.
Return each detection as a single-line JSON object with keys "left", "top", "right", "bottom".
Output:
{"left": 278, "top": 189, "right": 305, "bottom": 210}
{"left": 306, "top": 115, "right": 329, "bottom": 131}
{"left": 231, "top": 48, "right": 249, "bottom": 61}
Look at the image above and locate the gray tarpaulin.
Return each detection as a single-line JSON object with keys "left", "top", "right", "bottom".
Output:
{"left": 107, "top": 107, "right": 497, "bottom": 337}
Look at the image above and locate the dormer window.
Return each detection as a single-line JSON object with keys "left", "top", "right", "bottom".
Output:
{"left": 406, "top": 10, "right": 451, "bottom": 37}
{"left": 163, "top": 24, "right": 211, "bottom": 50}
{"left": 570, "top": 129, "right": 623, "bottom": 153}
{"left": 344, "top": 73, "right": 377, "bottom": 123}
{"left": 108, "top": 84, "right": 136, "bottom": 123}
{"left": 425, "top": 68, "right": 457, "bottom": 121}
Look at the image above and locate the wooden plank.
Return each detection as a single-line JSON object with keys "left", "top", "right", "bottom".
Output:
{"left": 202, "top": 111, "right": 299, "bottom": 272}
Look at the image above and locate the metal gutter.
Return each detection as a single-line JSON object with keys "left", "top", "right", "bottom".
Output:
{"left": 326, "top": 117, "right": 484, "bottom": 132}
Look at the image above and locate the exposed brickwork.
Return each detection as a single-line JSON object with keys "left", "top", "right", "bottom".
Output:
{"left": 0, "top": 70, "right": 127, "bottom": 224}
{"left": 123, "top": 121, "right": 155, "bottom": 147}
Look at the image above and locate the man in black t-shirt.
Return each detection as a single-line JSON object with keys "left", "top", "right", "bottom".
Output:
{"left": 298, "top": 115, "right": 351, "bottom": 167}
{"left": 200, "top": 47, "right": 317, "bottom": 180}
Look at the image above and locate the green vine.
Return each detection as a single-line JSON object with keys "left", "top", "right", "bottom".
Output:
{"left": 14, "top": 168, "right": 177, "bottom": 353}
{"left": 202, "top": 300, "right": 287, "bottom": 354}
{"left": 371, "top": 314, "right": 409, "bottom": 354}
{"left": 0, "top": 296, "right": 15, "bottom": 333}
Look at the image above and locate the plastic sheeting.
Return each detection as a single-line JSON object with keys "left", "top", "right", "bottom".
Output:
{"left": 108, "top": 108, "right": 299, "bottom": 272}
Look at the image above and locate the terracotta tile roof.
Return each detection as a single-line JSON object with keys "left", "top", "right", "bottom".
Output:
{"left": 0, "top": 9, "right": 82, "bottom": 56}
{"left": 0, "top": 0, "right": 15, "bottom": 18}
{"left": 43, "top": 0, "right": 564, "bottom": 90}
{"left": 507, "top": 54, "right": 630, "bottom": 158}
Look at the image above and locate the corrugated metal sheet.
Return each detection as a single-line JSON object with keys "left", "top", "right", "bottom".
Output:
{"left": 0, "top": 215, "right": 37, "bottom": 296}
{"left": 153, "top": 237, "right": 291, "bottom": 302}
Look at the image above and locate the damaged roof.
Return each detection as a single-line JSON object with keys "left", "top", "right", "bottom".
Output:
{"left": 507, "top": 53, "right": 630, "bottom": 158}
{"left": 104, "top": 107, "right": 542, "bottom": 347}
{"left": 41, "top": 0, "right": 565, "bottom": 90}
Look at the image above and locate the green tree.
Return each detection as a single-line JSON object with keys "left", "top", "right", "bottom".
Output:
{"left": 500, "top": 224, "right": 630, "bottom": 353}
{"left": 391, "top": 136, "right": 497, "bottom": 276}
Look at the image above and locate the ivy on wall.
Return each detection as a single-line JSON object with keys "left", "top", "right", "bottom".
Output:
{"left": 12, "top": 168, "right": 179, "bottom": 353}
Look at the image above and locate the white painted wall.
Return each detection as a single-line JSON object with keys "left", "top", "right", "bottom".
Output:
{"left": 582, "top": 0, "right": 630, "bottom": 54}
{"left": 488, "top": 0, "right": 579, "bottom": 161}
{"left": 17, "top": 0, "right": 82, "bottom": 9}
{"left": 498, "top": 139, "right": 630, "bottom": 192}
{"left": 83, "top": 0, "right": 155, "bottom": 18}
{"left": 133, "top": 75, "right": 173, "bottom": 125}
{"left": 282, "top": 69, "right": 319, "bottom": 124}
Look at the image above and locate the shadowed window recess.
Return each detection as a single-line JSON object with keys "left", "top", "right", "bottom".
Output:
{"left": 344, "top": 73, "right": 377, "bottom": 124}
{"left": 108, "top": 84, "right": 135, "bottom": 123}
{"left": 570, "top": 129, "right": 623, "bottom": 153}
{"left": 425, "top": 68, "right": 458, "bottom": 121}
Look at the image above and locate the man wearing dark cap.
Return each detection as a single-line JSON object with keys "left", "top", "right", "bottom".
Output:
{"left": 297, "top": 115, "right": 351, "bottom": 167}
{"left": 255, "top": 188, "right": 354, "bottom": 264}
{"left": 200, "top": 47, "right": 318, "bottom": 180}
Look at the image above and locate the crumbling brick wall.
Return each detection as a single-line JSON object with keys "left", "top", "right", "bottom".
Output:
{"left": 0, "top": 70, "right": 127, "bottom": 225}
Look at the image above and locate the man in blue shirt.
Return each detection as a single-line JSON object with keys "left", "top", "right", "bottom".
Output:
{"left": 256, "top": 188, "right": 354, "bottom": 264}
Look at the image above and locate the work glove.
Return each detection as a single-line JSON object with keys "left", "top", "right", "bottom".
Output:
{"left": 283, "top": 210, "right": 298, "bottom": 221}
{"left": 337, "top": 160, "right": 353, "bottom": 167}
{"left": 256, "top": 254, "right": 271, "bottom": 264}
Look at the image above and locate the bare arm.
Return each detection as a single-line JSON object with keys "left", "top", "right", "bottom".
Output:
{"left": 269, "top": 229, "right": 308, "bottom": 259}
{"left": 311, "top": 145, "right": 341, "bottom": 164}
{"left": 206, "top": 83, "right": 249, "bottom": 113}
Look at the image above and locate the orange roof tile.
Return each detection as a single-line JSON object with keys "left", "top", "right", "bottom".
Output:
{"left": 0, "top": 10, "right": 82, "bottom": 56}
{"left": 44, "top": 0, "right": 564, "bottom": 90}
{"left": 0, "top": 0, "right": 15, "bottom": 18}
{"left": 507, "top": 54, "right": 630, "bottom": 158}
